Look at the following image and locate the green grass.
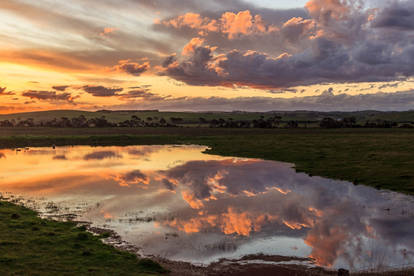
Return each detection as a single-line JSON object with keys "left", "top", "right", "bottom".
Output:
{"left": 0, "top": 201, "right": 166, "bottom": 275}
{"left": 0, "top": 127, "right": 413, "bottom": 195}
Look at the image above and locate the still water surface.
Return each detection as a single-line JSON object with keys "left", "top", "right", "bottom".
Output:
{"left": 0, "top": 145, "right": 413, "bottom": 271}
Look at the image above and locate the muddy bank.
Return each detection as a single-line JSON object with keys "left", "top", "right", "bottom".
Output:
{"left": 83, "top": 223, "right": 335, "bottom": 275}
{"left": 4, "top": 195, "right": 412, "bottom": 276}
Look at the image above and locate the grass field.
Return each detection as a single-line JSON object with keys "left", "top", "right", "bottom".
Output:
{"left": 0, "top": 127, "right": 413, "bottom": 195}
{"left": 0, "top": 201, "right": 166, "bottom": 275}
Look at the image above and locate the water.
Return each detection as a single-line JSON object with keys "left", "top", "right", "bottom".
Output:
{"left": 0, "top": 145, "right": 413, "bottom": 271}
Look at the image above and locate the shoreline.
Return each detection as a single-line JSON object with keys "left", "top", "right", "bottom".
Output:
{"left": 4, "top": 197, "right": 414, "bottom": 275}
{"left": 3, "top": 193, "right": 414, "bottom": 275}
{"left": 1, "top": 130, "right": 414, "bottom": 274}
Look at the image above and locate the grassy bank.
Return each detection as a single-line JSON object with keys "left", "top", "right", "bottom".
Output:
{"left": 0, "top": 200, "right": 166, "bottom": 275}
{"left": 0, "top": 127, "right": 413, "bottom": 195}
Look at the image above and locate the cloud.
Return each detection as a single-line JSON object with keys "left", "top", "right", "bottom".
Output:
{"left": 159, "top": 10, "right": 278, "bottom": 39}
{"left": 154, "top": 7, "right": 309, "bottom": 58}
{"left": 372, "top": 1, "right": 414, "bottom": 30}
{"left": 111, "top": 90, "right": 414, "bottom": 112}
{"left": 52, "top": 85, "right": 70, "bottom": 91}
{"left": 182, "top": 37, "right": 206, "bottom": 55}
{"left": 0, "top": 87, "right": 14, "bottom": 96}
{"left": 378, "top": 82, "right": 400, "bottom": 90}
{"left": 163, "top": 159, "right": 289, "bottom": 201}
{"left": 113, "top": 60, "right": 150, "bottom": 76}
{"left": 100, "top": 27, "right": 118, "bottom": 36}
{"left": 159, "top": 0, "right": 414, "bottom": 89}
{"left": 83, "top": 85, "right": 123, "bottom": 97}
{"left": 114, "top": 169, "right": 150, "bottom": 187}
{"left": 162, "top": 54, "right": 177, "bottom": 67}
{"left": 162, "top": 178, "right": 176, "bottom": 191}
{"left": 53, "top": 155, "right": 67, "bottom": 160}
{"left": 281, "top": 17, "right": 315, "bottom": 43}
{"left": 0, "top": 49, "right": 98, "bottom": 72}
{"left": 118, "top": 89, "right": 168, "bottom": 101}
{"left": 22, "top": 90, "right": 77, "bottom": 103}
{"left": 83, "top": 151, "right": 122, "bottom": 160}
{"left": 137, "top": 0, "right": 283, "bottom": 17}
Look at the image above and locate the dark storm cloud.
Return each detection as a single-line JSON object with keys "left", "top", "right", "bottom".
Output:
{"left": 159, "top": 0, "right": 414, "bottom": 89}
{"left": 373, "top": 1, "right": 414, "bottom": 30}
{"left": 163, "top": 160, "right": 295, "bottom": 199}
{"left": 83, "top": 85, "right": 123, "bottom": 97}
{"left": 162, "top": 55, "right": 177, "bottom": 68}
{"left": 162, "top": 36, "right": 414, "bottom": 88}
{"left": 162, "top": 178, "right": 176, "bottom": 191}
{"left": 22, "top": 90, "right": 76, "bottom": 103}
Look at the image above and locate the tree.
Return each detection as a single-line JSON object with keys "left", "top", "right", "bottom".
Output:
{"left": 199, "top": 117, "right": 207, "bottom": 124}
{"left": 320, "top": 117, "right": 341, "bottom": 128}
{"left": 287, "top": 120, "right": 299, "bottom": 128}
{"left": 342, "top": 117, "right": 357, "bottom": 128}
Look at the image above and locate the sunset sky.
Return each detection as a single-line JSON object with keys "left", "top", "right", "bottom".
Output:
{"left": 0, "top": 0, "right": 414, "bottom": 113}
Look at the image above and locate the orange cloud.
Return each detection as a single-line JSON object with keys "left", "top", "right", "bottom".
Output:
{"left": 101, "top": 211, "right": 113, "bottom": 219}
{"left": 0, "top": 50, "right": 99, "bottom": 72}
{"left": 164, "top": 208, "right": 279, "bottom": 236}
{"left": 220, "top": 11, "right": 266, "bottom": 39}
{"left": 112, "top": 60, "right": 150, "bottom": 76}
{"left": 160, "top": 10, "right": 277, "bottom": 39}
{"left": 181, "top": 190, "right": 204, "bottom": 209}
{"left": 221, "top": 207, "right": 253, "bottom": 236}
{"left": 113, "top": 170, "right": 150, "bottom": 187}
{"left": 100, "top": 27, "right": 118, "bottom": 36}
{"left": 305, "top": 225, "right": 348, "bottom": 267}
{"left": 182, "top": 37, "right": 205, "bottom": 55}
{"left": 305, "top": 0, "right": 350, "bottom": 24}
{"left": 166, "top": 215, "right": 217, "bottom": 233}
{"left": 283, "top": 220, "right": 311, "bottom": 230}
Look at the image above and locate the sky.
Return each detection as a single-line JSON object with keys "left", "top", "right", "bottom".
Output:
{"left": 0, "top": 0, "right": 414, "bottom": 113}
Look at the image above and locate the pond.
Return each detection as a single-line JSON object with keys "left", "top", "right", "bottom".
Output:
{"left": 0, "top": 145, "right": 413, "bottom": 271}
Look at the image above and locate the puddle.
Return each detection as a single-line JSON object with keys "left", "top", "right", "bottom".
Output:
{"left": 1, "top": 145, "right": 413, "bottom": 271}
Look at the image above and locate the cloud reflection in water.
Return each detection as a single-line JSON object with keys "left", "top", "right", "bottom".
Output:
{"left": 0, "top": 145, "right": 413, "bottom": 271}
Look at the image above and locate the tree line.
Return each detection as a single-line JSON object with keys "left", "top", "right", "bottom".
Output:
{"left": 0, "top": 115, "right": 174, "bottom": 128}
{"left": 0, "top": 115, "right": 412, "bottom": 128}
{"left": 319, "top": 117, "right": 413, "bottom": 128}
